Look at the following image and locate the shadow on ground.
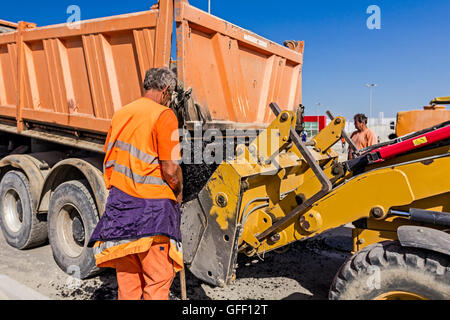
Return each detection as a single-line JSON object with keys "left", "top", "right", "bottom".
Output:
{"left": 57, "top": 228, "right": 352, "bottom": 300}
{"left": 234, "top": 235, "right": 352, "bottom": 300}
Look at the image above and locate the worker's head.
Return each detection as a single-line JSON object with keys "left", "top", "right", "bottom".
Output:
{"left": 143, "top": 67, "right": 177, "bottom": 106}
{"left": 354, "top": 113, "right": 368, "bottom": 131}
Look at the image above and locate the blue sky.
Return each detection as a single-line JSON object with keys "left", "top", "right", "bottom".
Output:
{"left": 2, "top": 0, "right": 449, "bottom": 120}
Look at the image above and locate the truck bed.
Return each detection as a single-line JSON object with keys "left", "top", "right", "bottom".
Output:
{"left": 0, "top": 0, "right": 304, "bottom": 140}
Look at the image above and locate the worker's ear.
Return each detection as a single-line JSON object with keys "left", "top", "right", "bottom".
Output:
{"left": 163, "top": 85, "right": 172, "bottom": 97}
{"left": 162, "top": 85, "right": 174, "bottom": 106}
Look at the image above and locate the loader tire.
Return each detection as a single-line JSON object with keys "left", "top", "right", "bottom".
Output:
{"left": 0, "top": 170, "right": 47, "bottom": 249}
{"left": 329, "top": 241, "right": 450, "bottom": 300}
{"left": 48, "top": 180, "right": 101, "bottom": 279}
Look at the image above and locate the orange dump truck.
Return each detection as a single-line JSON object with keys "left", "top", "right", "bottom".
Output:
{"left": 395, "top": 98, "right": 450, "bottom": 137}
{"left": 0, "top": 0, "right": 304, "bottom": 278}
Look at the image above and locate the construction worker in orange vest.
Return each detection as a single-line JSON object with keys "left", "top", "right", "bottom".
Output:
{"left": 88, "top": 67, "right": 183, "bottom": 300}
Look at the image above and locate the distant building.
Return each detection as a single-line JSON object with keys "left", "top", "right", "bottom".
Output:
{"left": 303, "top": 116, "right": 327, "bottom": 138}
{"left": 305, "top": 112, "right": 395, "bottom": 145}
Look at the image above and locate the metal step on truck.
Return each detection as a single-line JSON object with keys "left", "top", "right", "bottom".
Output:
{"left": 1, "top": 1, "right": 449, "bottom": 300}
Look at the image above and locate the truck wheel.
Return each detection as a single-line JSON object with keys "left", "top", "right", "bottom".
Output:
{"left": 0, "top": 170, "right": 47, "bottom": 249}
{"left": 48, "top": 180, "right": 101, "bottom": 279}
{"left": 329, "top": 241, "right": 450, "bottom": 300}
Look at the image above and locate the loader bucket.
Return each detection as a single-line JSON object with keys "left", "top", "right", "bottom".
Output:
{"left": 181, "top": 163, "right": 245, "bottom": 286}
{"left": 180, "top": 103, "right": 340, "bottom": 286}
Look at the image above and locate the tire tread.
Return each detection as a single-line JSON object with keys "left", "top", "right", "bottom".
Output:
{"left": 329, "top": 240, "right": 450, "bottom": 300}
{"left": 48, "top": 179, "right": 101, "bottom": 279}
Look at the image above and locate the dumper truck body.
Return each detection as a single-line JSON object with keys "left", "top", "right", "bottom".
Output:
{"left": 0, "top": 0, "right": 303, "bottom": 138}
{"left": 0, "top": 0, "right": 305, "bottom": 280}
{"left": 0, "top": 0, "right": 449, "bottom": 300}
{"left": 395, "top": 97, "right": 450, "bottom": 137}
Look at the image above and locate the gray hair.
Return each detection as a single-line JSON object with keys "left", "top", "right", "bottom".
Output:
{"left": 143, "top": 67, "right": 177, "bottom": 93}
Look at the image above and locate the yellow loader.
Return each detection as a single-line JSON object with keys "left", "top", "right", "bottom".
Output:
{"left": 181, "top": 101, "right": 450, "bottom": 300}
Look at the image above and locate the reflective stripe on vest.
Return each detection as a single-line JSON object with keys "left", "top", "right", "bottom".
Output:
{"left": 104, "top": 97, "right": 175, "bottom": 200}
{"left": 104, "top": 160, "right": 169, "bottom": 187}
{"left": 106, "top": 140, "right": 159, "bottom": 165}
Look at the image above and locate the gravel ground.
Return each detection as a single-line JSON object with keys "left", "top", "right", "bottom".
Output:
{"left": 0, "top": 226, "right": 353, "bottom": 300}
{"left": 0, "top": 146, "right": 353, "bottom": 300}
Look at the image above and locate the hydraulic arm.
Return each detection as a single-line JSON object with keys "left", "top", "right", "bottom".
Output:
{"left": 181, "top": 103, "right": 450, "bottom": 286}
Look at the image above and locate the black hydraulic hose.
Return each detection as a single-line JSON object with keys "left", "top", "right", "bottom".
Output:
{"left": 390, "top": 208, "right": 450, "bottom": 228}
{"left": 410, "top": 208, "right": 450, "bottom": 228}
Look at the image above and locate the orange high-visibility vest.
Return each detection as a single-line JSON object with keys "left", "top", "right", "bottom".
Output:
{"left": 103, "top": 97, "right": 176, "bottom": 200}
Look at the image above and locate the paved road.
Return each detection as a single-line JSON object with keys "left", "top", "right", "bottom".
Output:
{"left": 0, "top": 274, "right": 49, "bottom": 300}
{"left": 0, "top": 232, "right": 70, "bottom": 300}
{"left": 0, "top": 226, "right": 353, "bottom": 300}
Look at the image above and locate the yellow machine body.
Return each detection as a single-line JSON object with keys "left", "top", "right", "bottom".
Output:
{"left": 181, "top": 104, "right": 450, "bottom": 286}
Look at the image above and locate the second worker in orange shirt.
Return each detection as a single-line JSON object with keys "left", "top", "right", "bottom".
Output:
{"left": 348, "top": 113, "right": 379, "bottom": 160}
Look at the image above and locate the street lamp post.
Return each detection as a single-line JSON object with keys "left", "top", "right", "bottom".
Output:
{"left": 315, "top": 102, "right": 321, "bottom": 136}
{"left": 365, "top": 83, "right": 377, "bottom": 126}
{"left": 208, "top": 0, "right": 211, "bottom": 13}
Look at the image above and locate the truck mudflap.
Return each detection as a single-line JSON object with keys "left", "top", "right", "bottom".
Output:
{"left": 398, "top": 225, "right": 450, "bottom": 257}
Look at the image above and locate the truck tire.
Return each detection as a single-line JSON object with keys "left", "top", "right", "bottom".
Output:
{"left": 48, "top": 180, "right": 101, "bottom": 279}
{"left": 0, "top": 170, "right": 47, "bottom": 249}
{"left": 329, "top": 241, "right": 450, "bottom": 300}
